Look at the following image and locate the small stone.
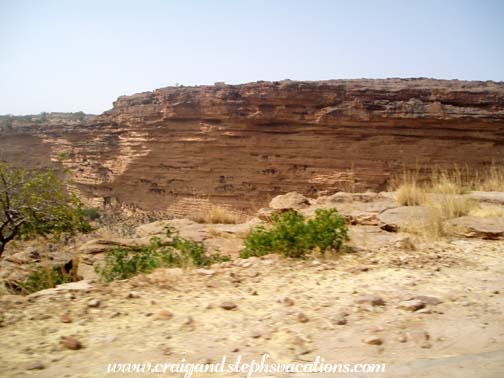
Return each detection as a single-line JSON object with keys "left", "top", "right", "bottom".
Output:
{"left": 364, "top": 336, "right": 383, "bottom": 345}
{"left": 397, "top": 334, "right": 408, "bottom": 343}
{"left": 196, "top": 269, "right": 215, "bottom": 276}
{"left": 157, "top": 310, "right": 174, "bottom": 320}
{"left": 59, "top": 314, "right": 72, "bottom": 323}
{"left": 330, "top": 314, "right": 348, "bottom": 325}
{"left": 26, "top": 361, "right": 45, "bottom": 370}
{"left": 412, "top": 295, "right": 442, "bottom": 305}
{"left": 368, "top": 325, "right": 384, "bottom": 333}
{"left": 231, "top": 347, "right": 240, "bottom": 353}
{"left": 87, "top": 299, "right": 100, "bottom": 308}
{"left": 297, "top": 312, "right": 309, "bottom": 323}
{"left": 61, "top": 337, "right": 82, "bottom": 350}
{"left": 179, "top": 316, "right": 195, "bottom": 331}
{"left": 407, "top": 330, "right": 430, "bottom": 344}
{"left": 127, "top": 291, "right": 140, "bottom": 299}
{"left": 416, "top": 308, "right": 432, "bottom": 314}
{"left": 398, "top": 299, "right": 425, "bottom": 311}
{"left": 355, "top": 295, "right": 385, "bottom": 307}
{"left": 278, "top": 297, "right": 295, "bottom": 306}
{"left": 220, "top": 302, "right": 238, "bottom": 310}
{"left": 251, "top": 331, "right": 261, "bottom": 339}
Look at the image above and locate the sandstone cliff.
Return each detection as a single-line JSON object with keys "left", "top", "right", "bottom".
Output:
{"left": 1, "top": 78, "right": 503, "bottom": 215}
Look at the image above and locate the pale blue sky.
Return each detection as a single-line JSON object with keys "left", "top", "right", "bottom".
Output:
{"left": 1, "top": 0, "right": 503, "bottom": 115}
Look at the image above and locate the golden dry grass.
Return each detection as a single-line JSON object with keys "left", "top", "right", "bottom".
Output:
{"left": 469, "top": 204, "right": 504, "bottom": 218}
{"left": 391, "top": 163, "right": 504, "bottom": 197}
{"left": 391, "top": 164, "right": 503, "bottom": 240}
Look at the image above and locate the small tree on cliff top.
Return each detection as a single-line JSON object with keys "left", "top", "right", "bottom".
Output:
{"left": 0, "top": 163, "right": 91, "bottom": 257}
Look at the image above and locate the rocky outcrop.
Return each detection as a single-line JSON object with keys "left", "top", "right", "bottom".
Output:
{"left": 446, "top": 216, "right": 504, "bottom": 239}
{"left": 1, "top": 78, "right": 503, "bottom": 215}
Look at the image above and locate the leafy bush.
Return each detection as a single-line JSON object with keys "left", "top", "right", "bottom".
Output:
{"left": 81, "top": 207, "right": 102, "bottom": 221}
{"left": 240, "top": 209, "right": 348, "bottom": 259}
{"left": 96, "top": 227, "right": 229, "bottom": 282}
{"left": 15, "top": 263, "right": 79, "bottom": 294}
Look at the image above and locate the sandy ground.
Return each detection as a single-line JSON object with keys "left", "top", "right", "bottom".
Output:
{"left": 1, "top": 237, "right": 503, "bottom": 378}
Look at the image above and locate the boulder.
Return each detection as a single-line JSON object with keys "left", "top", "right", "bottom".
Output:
{"left": 5, "top": 248, "right": 41, "bottom": 264}
{"left": 349, "top": 226, "right": 414, "bottom": 250}
{"left": 446, "top": 216, "right": 504, "bottom": 239}
{"left": 136, "top": 220, "right": 172, "bottom": 237}
{"left": 469, "top": 191, "right": 504, "bottom": 205}
{"left": 378, "top": 206, "right": 436, "bottom": 232}
{"left": 269, "top": 192, "right": 311, "bottom": 210}
{"left": 27, "top": 280, "right": 91, "bottom": 299}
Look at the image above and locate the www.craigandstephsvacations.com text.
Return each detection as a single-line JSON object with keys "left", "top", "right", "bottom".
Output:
{"left": 106, "top": 355, "right": 386, "bottom": 377}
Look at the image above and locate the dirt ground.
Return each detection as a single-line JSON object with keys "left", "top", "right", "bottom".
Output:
{"left": 1, "top": 235, "right": 503, "bottom": 378}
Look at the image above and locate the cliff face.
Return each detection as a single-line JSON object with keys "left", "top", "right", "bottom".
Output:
{"left": 1, "top": 78, "right": 503, "bottom": 215}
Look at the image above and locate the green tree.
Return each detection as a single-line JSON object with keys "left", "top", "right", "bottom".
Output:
{"left": 0, "top": 163, "right": 91, "bottom": 257}
{"left": 75, "top": 111, "right": 85, "bottom": 122}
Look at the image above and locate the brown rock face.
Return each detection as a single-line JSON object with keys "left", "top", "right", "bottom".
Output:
{"left": 1, "top": 79, "right": 503, "bottom": 215}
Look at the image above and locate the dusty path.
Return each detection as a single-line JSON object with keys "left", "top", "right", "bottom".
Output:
{"left": 1, "top": 237, "right": 503, "bottom": 378}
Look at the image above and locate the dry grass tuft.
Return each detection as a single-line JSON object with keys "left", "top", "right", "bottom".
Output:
{"left": 391, "top": 171, "right": 426, "bottom": 206}
{"left": 395, "top": 182, "right": 426, "bottom": 206}
{"left": 469, "top": 204, "right": 504, "bottom": 218}
{"left": 390, "top": 165, "right": 500, "bottom": 240}
{"left": 430, "top": 195, "right": 477, "bottom": 219}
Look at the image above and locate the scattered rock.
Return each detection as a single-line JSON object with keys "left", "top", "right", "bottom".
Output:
{"left": 364, "top": 336, "right": 384, "bottom": 345}
{"left": 196, "top": 269, "right": 215, "bottom": 276}
{"left": 329, "top": 310, "right": 349, "bottom": 325}
{"left": 26, "top": 361, "right": 45, "bottom": 370}
{"left": 127, "top": 291, "right": 141, "bottom": 299}
{"left": 297, "top": 312, "right": 309, "bottom": 323}
{"left": 251, "top": 331, "right": 262, "bottom": 339}
{"left": 59, "top": 314, "right": 73, "bottom": 323}
{"left": 278, "top": 297, "right": 295, "bottom": 306}
{"left": 61, "top": 337, "right": 82, "bottom": 350}
{"left": 269, "top": 192, "right": 311, "bottom": 210}
{"left": 220, "top": 302, "right": 238, "bottom": 310}
{"left": 397, "top": 334, "right": 408, "bottom": 343}
{"left": 407, "top": 330, "right": 430, "bottom": 345}
{"left": 411, "top": 295, "right": 442, "bottom": 305}
{"left": 378, "top": 206, "right": 436, "bottom": 232}
{"left": 398, "top": 299, "right": 426, "bottom": 311}
{"left": 157, "top": 310, "right": 174, "bottom": 320}
{"left": 87, "top": 298, "right": 101, "bottom": 308}
{"left": 469, "top": 191, "right": 504, "bottom": 205}
{"left": 446, "top": 216, "right": 504, "bottom": 239}
{"left": 355, "top": 295, "right": 386, "bottom": 307}
{"left": 179, "top": 316, "right": 195, "bottom": 331}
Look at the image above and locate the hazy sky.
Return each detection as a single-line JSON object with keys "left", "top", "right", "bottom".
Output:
{"left": 1, "top": 0, "right": 503, "bottom": 115}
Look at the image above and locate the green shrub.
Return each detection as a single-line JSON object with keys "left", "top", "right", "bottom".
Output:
{"left": 81, "top": 207, "right": 101, "bottom": 221}
{"left": 240, "top": 209, "right": 348, "bottom": 259}
{"left": 95, "top": 227, "right": 229, "bottom": 282}
{"left": 15, "top": 264, "right": 79, "bottom": 294}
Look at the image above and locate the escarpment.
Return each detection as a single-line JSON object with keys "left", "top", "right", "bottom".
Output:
{"left": 1, "top": 78, "right": 503, "bottom": 215}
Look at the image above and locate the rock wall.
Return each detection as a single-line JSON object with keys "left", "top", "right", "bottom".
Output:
{"left": 1, "top": 78, "right": 503, "bottom": 215}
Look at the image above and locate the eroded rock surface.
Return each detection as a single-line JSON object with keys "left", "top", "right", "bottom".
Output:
{"left": 1, "top": 79, "right": 503, "bottom": 215}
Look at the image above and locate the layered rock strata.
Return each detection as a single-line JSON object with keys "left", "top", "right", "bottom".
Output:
{"left": 1, "top": 78, "right": 503, "bottom": 215}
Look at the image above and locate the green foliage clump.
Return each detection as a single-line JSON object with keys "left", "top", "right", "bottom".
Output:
{"left": 240, "top": 209, "right": 348, "bottom": 259}
{"left": 95, "top": 227, "right": 230, "bottom": 282}
{"left": 0, "top": 163, "right": 92, "bottom": 257}
{"left": 16, "top": 264, "right": 79, "bottom": 294}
